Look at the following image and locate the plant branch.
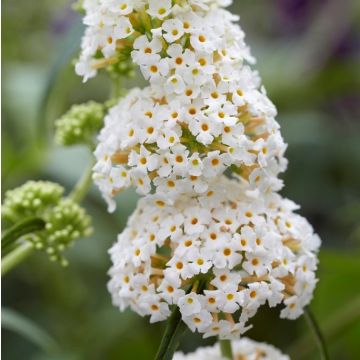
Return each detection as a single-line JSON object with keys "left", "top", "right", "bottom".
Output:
{"left": 2, "top": 242, "right": 35, "bottom": 276}
{"left": 2, "top": 217, "right": 45, "bottom": 254}
{"left": 69, "top": 159, "right": 94, "bottom": 203}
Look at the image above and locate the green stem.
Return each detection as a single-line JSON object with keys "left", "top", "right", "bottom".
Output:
{"left": 154, "top": 306, "right": 187, "bottom": 360}
{"left": 2, "top": 217, "right": 45, "bottom": 253}
{"left": 155, "top": 280, "right": 206, "bottom": 360}
{"left": 111, "top": 77, "right": 122, "bottom": 99}
{"left": 2, "top": 242, "right": 35, "bottom": 276}
{"left": 69, "top": 160, "right": 94, "bottom": 203}
{"left": 219, "top": 339, "right": 233, "bottom": 359}
{"left": 303, "top": 308, "right": 330, "bottom": 360}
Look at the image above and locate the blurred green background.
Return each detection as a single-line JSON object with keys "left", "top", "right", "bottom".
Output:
{"left": 2, "top": 0, "right": 360, "bottom": 359}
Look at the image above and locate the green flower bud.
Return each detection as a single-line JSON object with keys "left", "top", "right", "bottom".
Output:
{"left": 24, "top": 199, "right": 92, "bottom": 266}
{"left": 2, "top": 181, "right": 64, "bottom": 223}
{"left": 108, "top": 58, "right": 135, "bottom": 79}
{"left": 2, "top": 181, "right": 92, "bottom": 265}
{"left": 55, "top": 101, "right": 104, "bottom": 146}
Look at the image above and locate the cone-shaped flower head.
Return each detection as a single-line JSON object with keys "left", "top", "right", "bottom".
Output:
{"left": 174, "top": 338, "right": 290, "bottom": 359}
{"left": 108, "top": 177, "right": 320, "bottom": 339}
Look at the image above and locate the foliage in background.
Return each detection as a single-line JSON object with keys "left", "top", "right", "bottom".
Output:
{"left": 2, "top": 0, "right": 360, "bottom": 359}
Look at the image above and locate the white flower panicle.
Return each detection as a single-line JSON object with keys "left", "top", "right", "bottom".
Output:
{"left": 87, "top": 1, "right": 288, "bottom": 210}
{"left": 76, "top": 0, "right": 321, "bottom": 341}
{"left": 107, "top": 177, "right": 320, "bottom": 339}
{"left": 173, "top": 338, "right": 290, "bottom": 360}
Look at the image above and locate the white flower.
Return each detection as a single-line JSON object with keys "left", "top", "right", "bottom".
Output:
{"left": 131, "top": 170, "right": 152, "bottom": 195}
{"left": 242, "top": 253, "right": 270, "bottom": 277}
{"left": 165, "top": 74, "right": 186, "bottom": 95}
{"left": 189, "top": 117, "right": 222, "bottom": 145}
{"left": 167, "top": 256, "right": 194, "bottom": 280}
{"left": 213, "top": 241, "right": 242, "bottom": 269}
{"left": 170, "top": 145, "right": 189, "bottom": 176}
{"left": 132, "top": 35, "right": 163, "bottom": 65}
{"left": 140, "top": 295, "right": 171, "bottom": 323}
{"left": 162, "top": 19, "right": 185, "bottom": 43}
{"left": 183, "top": 309, "right": 213, "bottom": 332}
{"left": 157, "top": 126, "right": 181, "bottom": 150}
{"left": 184, "top": 206, "right": 211, "bottom": 234}
{"left": 178, "top": 293, "right": 202, "bottom": 316}
{"left": 188, "top": 249, "right": 213, "bottom": 274}
{"left": 141, "top": 58, "right": 169, "bottom": 81}
{"left": 187, "top": 153, "right": 203, "bottom": 176}
{"left": 147, "top": 0, "right": 172, "bottom": 19}
{"left": 128, "top": 146, "right": 158, "bottom": 173}
{"left": 211, "top": 268, "right": 242, "bottom": 290}
{"left": 218, "top": 286, "right": 243, "bottom": 313}
{"left": 280, "top": 296, "right": 304, "bottom": 320}
{"left": 202, "top": 151, "right": 230, "bottom": 178}
{"left": 175, "top": 235, "right": 201, "bottom": 257}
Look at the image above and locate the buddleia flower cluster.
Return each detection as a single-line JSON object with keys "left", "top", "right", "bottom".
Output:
{"left": 75, "top": 0, "right": 321, "bottom": 341}
{"left": 108, "top": 178, "right": 320, "bottom": 338}
{"left": 173, "top": 338, "right": 290, "bottom": 360}
{"left": 83, "top": 0, "right": 287, "bottom": 211}
{"left": 2, "top": 181, "right": 92, "bottom": 265}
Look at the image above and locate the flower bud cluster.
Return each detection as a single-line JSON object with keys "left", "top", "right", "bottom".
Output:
{"left": 2, "top": 181, "right": 64, "bottom": 222}
{"left": 2, "top": 181, "right": 92, "bottom": 265}
{"left": 108, "top": 177, "right": 320, "bottom": 338}
{"left": 55, "top": 101, "right": 104, "bottom": 146}
{"left": 174, "top": 338, "right": 289, "bottom": 360}
{"left": 24, "top": 199, "right": 93, "bottom": 265}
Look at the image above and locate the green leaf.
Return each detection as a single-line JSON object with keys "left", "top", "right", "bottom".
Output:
{"left": 2, "top": 308, "right": 59, "bottom": 353}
